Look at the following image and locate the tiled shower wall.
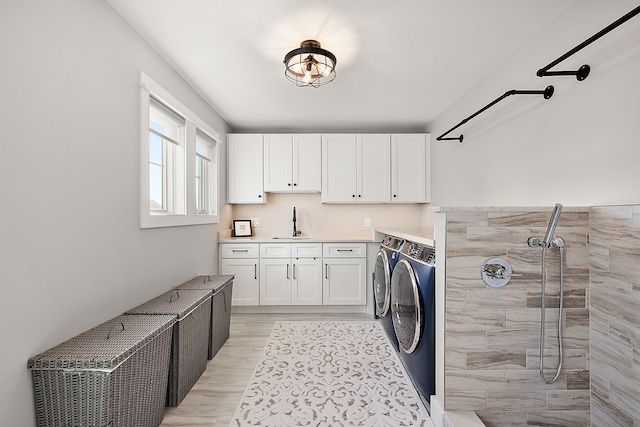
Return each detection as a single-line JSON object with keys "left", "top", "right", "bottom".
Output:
{"left": 589, "top": 206, "right": 640, "bottom": 426}
{"left": 443, "top": 208, "right": 590, "bottom": 427}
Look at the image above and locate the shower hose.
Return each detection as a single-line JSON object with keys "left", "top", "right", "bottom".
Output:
{"left": 539, "top": 241, "right": 565, "bottom": 384}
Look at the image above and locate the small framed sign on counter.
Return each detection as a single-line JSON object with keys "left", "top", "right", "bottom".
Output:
{"left": 233, "top": 220, "right": 252, "bottom": 237}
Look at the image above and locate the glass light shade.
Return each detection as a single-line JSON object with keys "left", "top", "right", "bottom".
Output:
{"left": 284, "top": 40, "right": 337, "bottom": 87}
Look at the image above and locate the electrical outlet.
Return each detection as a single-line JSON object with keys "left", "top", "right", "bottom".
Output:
{"left": 251, "top": 218, "right": 260, "bottom": 227}
{"left": 364, "top": 218, "right": 371, "bottom": 227}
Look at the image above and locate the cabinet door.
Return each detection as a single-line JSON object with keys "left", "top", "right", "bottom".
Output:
{"left": 322, "top": 258, "right": 367, "bottom": 305}
{"left": 259, "top": 258, "right": 291, "bottom": 305}
{"left": 221, "top": 258, "right": 259, "bottom": 306}
{"left": 227, "top": 134, "right": 266, "bottom": 204}
{"left": 391, "top": 134, "right": 429, "bottom": 203}
{"left": 292, "top": 257, "right": 323, "bottom": 305}
{"left": 293, "top": 134, "right": 321, "bottom": 192}
{"left": 357, "top": 134, "right": 390, "bottom": 203}
{"left": 263, "top": 134, "right": 293, "bottom": 192}
{"left": 321, "top": 134, "right": 357, "bottom": 203}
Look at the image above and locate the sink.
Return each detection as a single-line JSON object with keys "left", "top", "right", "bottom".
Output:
{"left": 272, "top": 236, "right": 310, "bottom": 240}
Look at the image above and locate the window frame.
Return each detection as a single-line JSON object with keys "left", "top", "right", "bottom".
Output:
{"left": 139, "top": 71, "right": 220, "bottom": 228}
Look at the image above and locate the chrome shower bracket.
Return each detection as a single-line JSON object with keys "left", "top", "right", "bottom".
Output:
{"left": 481, "top": 257, "right": 521, "bottom": 288}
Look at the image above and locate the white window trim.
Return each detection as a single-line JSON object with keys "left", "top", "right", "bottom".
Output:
{"left": 139, "top": 71, "right": 220, "bottom": 228}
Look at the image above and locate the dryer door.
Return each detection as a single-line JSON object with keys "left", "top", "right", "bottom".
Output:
{"left": 373, "top": 250, "right": 391, "bottom": 316}
{"left": 390, "top": 259, "right": 422, "bottom": 353}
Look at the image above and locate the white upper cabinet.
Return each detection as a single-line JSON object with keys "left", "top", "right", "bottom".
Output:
{"left": 263, "top": 134, "right": 321, "bottom": 192}
{"left": 321, "top": 134, "right": 357, "bottom": 203}
{"left": 227, "top": 134, "right": 266, "bottom": 204}
{"left": 391, "top": 134, "right": 430, "bottom": 203}
{"left": 357, "top": 134, "right": 391, "bottom": 203}
{"left": 321, "top": 134, "right": 390, "bottom": 203}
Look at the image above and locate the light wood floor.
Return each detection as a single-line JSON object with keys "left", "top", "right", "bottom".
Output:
{"left": 160, "top": 312, "right": 372, "bottom": 426}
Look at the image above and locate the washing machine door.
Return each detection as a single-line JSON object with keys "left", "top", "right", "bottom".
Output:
{"left": 374, "top": 250, "right": 391, "bottom": 316}
{"left": 391, "top": 259, "right": 422, "bottom": 353}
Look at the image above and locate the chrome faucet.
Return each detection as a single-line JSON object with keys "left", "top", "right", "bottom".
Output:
{"left": 292, "top": 207, "right": 301, "bottom": 237}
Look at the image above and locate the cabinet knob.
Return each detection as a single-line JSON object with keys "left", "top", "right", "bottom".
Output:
{"left": 393, "top": 194, "right": 397, "bottom": 198}
{"left": 258, "top": 194, "right": 262, "bottom": 198}
{"left": 293, "top": 183, "right": 297, "bottom": 186}
{"left": 358, "top": 195, "right": 362, "bottom": 198}
{"left": 288, "top": 183, "right": 291, "bottom": 186}
{"left": 352, "top": 195, "right": 356, "bottom": 198}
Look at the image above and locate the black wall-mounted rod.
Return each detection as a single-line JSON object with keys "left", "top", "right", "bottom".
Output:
{"left": 537, "top": 5, "right": 640, "bottom": 81}
{"left": 436, "top": 86, "right": 554, "bottom": 142}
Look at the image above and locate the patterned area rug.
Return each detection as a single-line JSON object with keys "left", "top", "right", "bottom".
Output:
{"left": 230, "top": 321, "right": 432, "bottom": 426}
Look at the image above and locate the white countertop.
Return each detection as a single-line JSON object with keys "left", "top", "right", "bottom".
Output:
{"left": 218, "top": 228, "right": 377, "bottom": 243}
{"left": 219, "top": 226, "right": 436, "bottom": 246}
{"left": 374, "top": 227, "right": 435, "bottom": 247}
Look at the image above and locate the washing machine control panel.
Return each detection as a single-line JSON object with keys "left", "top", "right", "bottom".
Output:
{"left": 404, "top": 242, "right": 436, "bottom": 265}
{"left": 382, "top": 235, "right": 405, "bottom": 251}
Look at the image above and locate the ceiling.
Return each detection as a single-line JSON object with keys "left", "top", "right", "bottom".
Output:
{"left": 106, "top": 0, "right": 575, "bottom": 133}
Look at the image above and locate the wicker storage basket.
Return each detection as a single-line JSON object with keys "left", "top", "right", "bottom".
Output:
{"left": 28, "top": 314, "right": 175, "bottom": 427}
{"left": 176, "top": 275, "right": 234, "bottom": 359}
{"left": 126, "top": 289, "right": 211, "bottom": 407}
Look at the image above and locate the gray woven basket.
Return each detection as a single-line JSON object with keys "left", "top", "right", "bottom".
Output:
{"left": 175, "top": 275, "right": 234, "bottom": 359}
{"left": 28, "top": 314, "right": 175, "bottom": 427}
{"left": 126, "top": 289, "right": 212, "bottom": 407}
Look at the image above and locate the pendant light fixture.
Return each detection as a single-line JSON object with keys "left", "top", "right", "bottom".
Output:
{"left": 284, "top": 40, "right": 337, "bottom": 87}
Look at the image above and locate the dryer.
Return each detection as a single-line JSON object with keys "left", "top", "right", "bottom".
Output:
{"left": 373, "top": 235, "right": 404, "bottom": 351}
{"left": 391, "top": 240, "right": 436, "bottom": 408}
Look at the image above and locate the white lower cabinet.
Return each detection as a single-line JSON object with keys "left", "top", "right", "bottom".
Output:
{"left": 222, "top": 242, "right": 365, "bottom": 307}
{"left": 259, "top": 243, "right": 323, "bottom": 306}
{"left": 220, "top": 243, "right": 259, "bottom": 306}
{"left": 322, "top": 243, "right": 367, "bottom": 305}
{"left": 292, "top": 257, "right": 323, "bottom": 305}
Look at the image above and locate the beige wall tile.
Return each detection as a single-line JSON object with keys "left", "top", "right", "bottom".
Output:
{"left": 487, "top": 212, "right": 549, "bottom": 227}
{"left": 466, "top": 350, "right": 526, "bottom": 370}
{"left": 445, "top": 391, "right": 487, "bottom": 411}
{"left": 526, "top": 410, "right": 590, "bottom": 427}
{"left": 446, "top": 370, "right": 507, "bottom": 391}
{"left": 485, "top": 390, "right": 546, "bottom": 411}
{"left": 546, "top": 390, "right": 590, "bottom": 411}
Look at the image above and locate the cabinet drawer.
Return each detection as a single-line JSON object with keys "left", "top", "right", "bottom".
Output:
{"left": 221, "top": 243, "right": 259, "bottom": 258}
{"left": 322, "top": 243, "right": 366, "bottom": 257}
{"left": 260, "top": 243, "right": 292, "bottom": 258}
{"left": 291, "top": 243, "right": 323, "bottom": 258}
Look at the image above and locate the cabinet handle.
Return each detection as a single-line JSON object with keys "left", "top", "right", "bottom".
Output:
{"left": 337, "top": 249, "right": 353, "bottom": 252}
{"left": 232, "top": 249, "right": 248, "bottom": 253}
{"left": 293, "top": 264, "right": 296, "bottom": 279}
{"left": 325, "top": 264, "right": 328, "bottom": 279}
{"left": 254, "top": 264, "right": 257, "bottom": 280}
{"left": 287, "top": 264, "right": 290, "bottom": 279}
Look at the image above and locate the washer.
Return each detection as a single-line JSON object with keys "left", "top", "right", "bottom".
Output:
{"left": 391, "top": 240, "right": 436, "bottom": 408}
{"left": 373, "top": 235, "right": 405, "bottom": 350}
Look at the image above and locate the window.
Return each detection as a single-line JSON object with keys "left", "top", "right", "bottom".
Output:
{"left": 139, "top": 72, "right": 220, "bottom": 228}
{"left": 195, "top": 131, "right": 217, "bottom": 215}
{"left": 149, "top": 99, "right": 185, "bottom": 215}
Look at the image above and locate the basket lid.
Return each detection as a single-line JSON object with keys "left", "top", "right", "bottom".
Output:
{"left": 175, "top": 275, "right": 234, "bottom": 292}
{"left": 28, "top": 314, "right": 175, "bottom": 370}
{"left": 125, "top": 289, "right": 211, "bottom": 318}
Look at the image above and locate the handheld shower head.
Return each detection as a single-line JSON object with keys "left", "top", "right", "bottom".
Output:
{"left": 543, "top": 203, "right": 563, "bottom": 247}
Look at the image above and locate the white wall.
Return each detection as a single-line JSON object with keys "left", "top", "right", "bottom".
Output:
{"left": 0, "top": 1, "right": 231, "bottom": 425}
{"left": 231, "top": 193, "right": 428, "bottom": 231}
{"left": 429, "top": 0, "right": 640, "bottom": 207}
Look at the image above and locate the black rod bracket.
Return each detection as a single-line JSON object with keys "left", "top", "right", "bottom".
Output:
{"left": 537, "top": 5, "right": 640, "bottom": 81}
{"left": 436, "top": 85, "right": 554, "bottom": 143}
